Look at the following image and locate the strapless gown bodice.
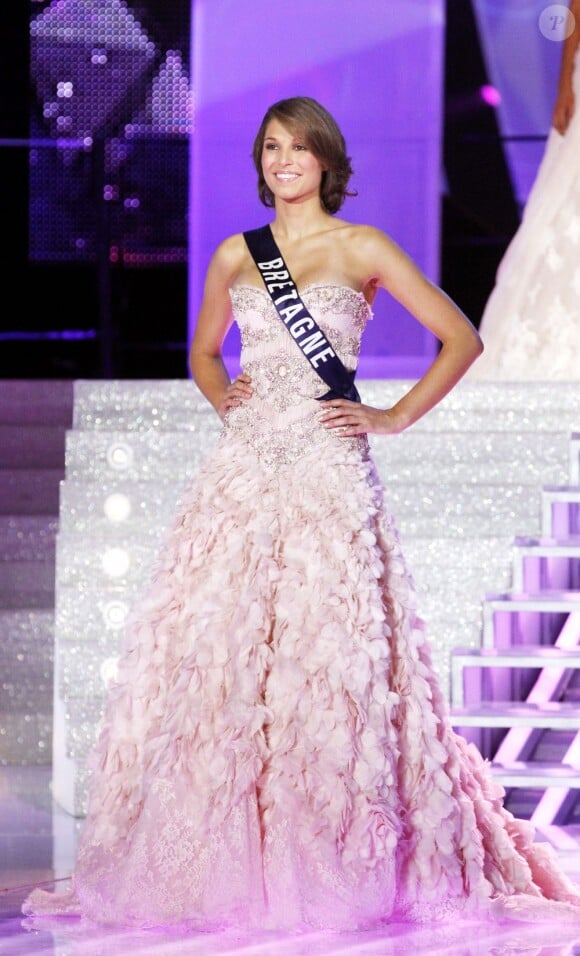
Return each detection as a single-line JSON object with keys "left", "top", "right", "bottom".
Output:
{"left": 224, "top": 284, "right": 372, "bottom": 469}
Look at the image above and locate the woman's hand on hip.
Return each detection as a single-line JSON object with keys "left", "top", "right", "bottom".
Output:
{"left": 319, "top": 399, "right": 405, "bottom": 436}
{"left": 219, "top": 374, "right": 253, "bottom": 419}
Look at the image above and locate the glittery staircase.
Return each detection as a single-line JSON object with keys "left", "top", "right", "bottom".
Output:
{"left": 0, "top": 380, "right": 74, "bottom": 766}
{"left": 52, "top": 379, "right": 580, "bottom": 816}
{"left": 449, "top": 449, "right": 580, "bottom": 843}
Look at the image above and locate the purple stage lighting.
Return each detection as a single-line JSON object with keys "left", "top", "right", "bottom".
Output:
{"left": 480, "top": 84, "right": 502, "bottom": 107}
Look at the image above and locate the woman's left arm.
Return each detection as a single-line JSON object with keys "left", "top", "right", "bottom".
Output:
{"left": 320, "top": 227, "right": 483, "bottom": 436}
{"left": 552, "top": 0, "right": 580, "bottom": 135}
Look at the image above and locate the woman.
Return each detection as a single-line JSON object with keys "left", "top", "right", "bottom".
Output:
{"left": 469, "top": 0, "right": 580, "bottom": 380}
{"left": 23, "top": 96, "right": 580, "bottom": 931}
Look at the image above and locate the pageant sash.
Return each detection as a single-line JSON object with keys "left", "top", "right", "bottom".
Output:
{"left": 242, "top": 224, "right": 361, "bottom": 403}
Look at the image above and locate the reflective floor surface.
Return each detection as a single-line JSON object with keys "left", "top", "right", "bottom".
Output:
{"left": 2, "top": 766, "right": 580, "bottom": 956}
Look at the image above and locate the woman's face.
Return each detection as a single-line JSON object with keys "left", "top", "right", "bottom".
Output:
{"left": 261, "top": 119, "right": 325, "bottom": 206}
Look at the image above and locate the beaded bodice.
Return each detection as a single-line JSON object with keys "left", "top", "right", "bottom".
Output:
{"left": 222, "top": 284, "right": 372, "bottom": 469}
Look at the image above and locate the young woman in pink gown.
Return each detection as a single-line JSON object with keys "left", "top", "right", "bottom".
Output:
{"left": 23, "top": 95, "right": 580, "bottom": 931}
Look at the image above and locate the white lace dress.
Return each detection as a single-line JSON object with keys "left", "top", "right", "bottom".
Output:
{"left": 469, "top": 49, "right": 580, "bottom": 380}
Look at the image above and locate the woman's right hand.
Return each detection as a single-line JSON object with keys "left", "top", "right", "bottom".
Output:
{"left": 218, "top": 373, "right": 253, "bottom": 419}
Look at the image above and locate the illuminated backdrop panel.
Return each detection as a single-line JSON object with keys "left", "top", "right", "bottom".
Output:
{"left": 29, "top": 0, "right": 192, "bottom": 264}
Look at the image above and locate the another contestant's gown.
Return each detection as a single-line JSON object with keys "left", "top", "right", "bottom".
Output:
{"left": 468, "top": 49, "right": 580, "bottom": 380}
{"left": 23, "top": 283, "right": 580, "bottom": 931}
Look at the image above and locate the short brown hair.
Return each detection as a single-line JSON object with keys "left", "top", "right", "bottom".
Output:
{"left": 252, "top": 96, "right": 356, "bottom": 214}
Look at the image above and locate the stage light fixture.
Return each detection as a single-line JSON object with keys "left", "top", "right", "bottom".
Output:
{"left": 106, "top": 441, "right": 134, "bottom": 470}
{"left": 102, "top": 599, "right": 130, "bottom": 630}
{"left": 103, "top": 492, "right": 132, "bottom": 522}
{"left": 101, "top": 547, "right": 131, "bottom": 578}
{"left": 100, "top": 656, "right": 120, "bottom": 687}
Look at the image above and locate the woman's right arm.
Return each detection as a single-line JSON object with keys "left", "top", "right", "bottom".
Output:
{"left": 189, "top": 236, "right": 252, "bottom": 418}
{"left": 552, "top": 0, "right": 580, "bottom": 134}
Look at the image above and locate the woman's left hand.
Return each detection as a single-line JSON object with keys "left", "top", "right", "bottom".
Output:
{"left": 319, "top": 399, "right": 404, "bottom": 436}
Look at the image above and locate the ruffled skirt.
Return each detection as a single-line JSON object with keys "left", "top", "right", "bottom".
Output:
{"left": 23, "top": 431, "right": 580, "bottom": 930}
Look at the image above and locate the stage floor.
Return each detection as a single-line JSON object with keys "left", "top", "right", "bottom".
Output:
{"left": 2, "top": 767, "right": 580, "bottom": 956}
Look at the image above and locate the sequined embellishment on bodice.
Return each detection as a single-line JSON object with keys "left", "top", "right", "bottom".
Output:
{"left": 223, "top": 285, "right": 372, "bottom": 469}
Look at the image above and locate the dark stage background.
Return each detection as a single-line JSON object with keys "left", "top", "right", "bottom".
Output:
{"left": 0, "top": 0, "right": 521, "bottom": 380}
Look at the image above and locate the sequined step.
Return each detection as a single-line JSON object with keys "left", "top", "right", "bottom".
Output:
{"left": 372, "top": 430, "right": 571, "bottom": 485}
{"left": 56, "top": 478, "right": 544, "bottom": 539}
{"left": 361, "top": 381, "right": 580, "bottom": 422}
{"left": 72, "top": 379, "right": 217, "bottom": 432}
{"left": 71, "top": 379, "right": 580, "bottom": 434}
{"left": 65, "top": 427, "right": 573, "bottom": 486}
{"left": 65, "top": 429, "right": 219, "bottom": 482}
{"left": 387, "top": 483, "right": 541, "bottom": 537}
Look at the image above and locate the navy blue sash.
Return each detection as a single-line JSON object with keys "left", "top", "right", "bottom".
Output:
{"left": 242, "top": 225, "right": 361, "bottom": 403}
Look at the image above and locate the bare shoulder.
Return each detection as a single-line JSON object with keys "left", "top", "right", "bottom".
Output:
{"left": 333, "top": 222, "right": 413, "bottom": 284}
{"left": 210, "top": 232, "right": 248, "bottom": 278}
{"left": 330, "top": 221, "right": 400, "bottom": 256}
{"left": 347, "top": 223, "right": 401, "bottom": 252}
